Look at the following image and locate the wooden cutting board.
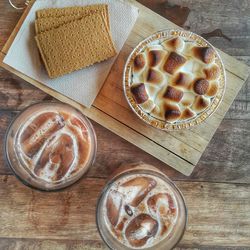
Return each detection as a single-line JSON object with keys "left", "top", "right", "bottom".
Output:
{"left": 0, "top": 0, "right": 249, "bottom": 176}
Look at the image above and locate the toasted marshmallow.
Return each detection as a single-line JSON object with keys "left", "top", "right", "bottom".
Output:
{"left": 131, "top": 83, "right": 149, "bottom": 104}
{"left": 139, "top": 99, "right": 156, "bottom": 113}
{"left": 146, "top": 68, "right": 164, "bottom": 85}
{"left": 192, "top": 46, "right": 215, "bottom": 64}
{"left": 133, "top": 53, "right": 146, "bottom": 73}
{"left": 181, "top": 92, "right": 196, "bottom": 107}
{"left": 172, "top": 72, "right": 192, "bottom": 89}
{"left": 162, "top": 37, "right": 185, "bottom": 52}
{"left": 147, "top": 49, "right": 167, "bottom": 67}
{"left": 163, "top": 86, "right": 184, "bottom": 102}
{"left": 192, "top": 96, "right": 211, "bottom": 112}
{"left": 204, "top": 65, "right": 220, "bottom": 80}
{"left": 180, "top": 107, "right": 196, "bottom": 120}
{"left": 151, "top": 104, "right": 165, "bottom": 120}
{"left": 163, "top": 52, "right": 187, "bottom": 75}
{"left": 193, "top": 78, "right": 209, "bottom": 95}
{"left": 164, "top": 103, "right": 181, "bottom": 122}
{"left": 206, "top": 81, "right": 219, "bottom": 97}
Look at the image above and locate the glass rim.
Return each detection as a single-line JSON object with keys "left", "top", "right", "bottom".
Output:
{"left": 96, "top": 167, "right": 188, "bottom": 250}
{"left": 4, "top": 101, "right": 97, "bottom": 192}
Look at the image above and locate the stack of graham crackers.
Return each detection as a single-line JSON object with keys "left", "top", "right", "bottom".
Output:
{"left": 35, "top": 4, "right": 117, "bottom": 79}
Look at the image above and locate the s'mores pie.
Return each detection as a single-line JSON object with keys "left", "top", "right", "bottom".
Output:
{"left": 124, "top": 30, "right": 226, "bottom": 130}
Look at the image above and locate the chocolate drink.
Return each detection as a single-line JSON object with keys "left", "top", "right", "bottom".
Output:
{"left": 5, "top": 102, "right": 96, "bottom": 190}
{"left": 17, "top": 110, "right": 91, "bottom": 182}
{"left": 97, "top": 163, "right": 187, "bottom": 250}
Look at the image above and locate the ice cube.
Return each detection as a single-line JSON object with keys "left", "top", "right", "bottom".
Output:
{"left": 125, "top": 214, "right": 158, "bottom": 247}
{"left": 34, "top": 133, "right": 74, "bottom": 181}
{"left": 21, "top": 112, "right": 64, "bottom": 157}
{"left": 116, "top": 217, "right": 128, "bottom": 232}
{"left": 120, "top": 177, "right": 157, "bottom": 207}
{"left": 106, "top": 190, "right": 123, "bottom": 226}
{"left": 147, "top": 193, "right": 177, "bottom": 217}
{"left": 70, "top": 117, "right": 88, "bottom": 139}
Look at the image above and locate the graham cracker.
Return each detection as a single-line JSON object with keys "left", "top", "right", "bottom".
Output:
{"left": 35, "top": 12, "right": 117, "bottom": 79}
{"left": 35, "top": 5, "right": 110, "bottom": 34}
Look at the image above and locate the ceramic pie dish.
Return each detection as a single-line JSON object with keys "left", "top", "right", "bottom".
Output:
{"left": 123, "top": 29, "right": 226, "bottom": 131}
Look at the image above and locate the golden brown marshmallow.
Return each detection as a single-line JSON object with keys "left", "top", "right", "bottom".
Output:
{"left": 163, "top": 52, "right": 186, "bottom": 75}
{"left": 130, "top": 83, "right": 149, "bottom": 104}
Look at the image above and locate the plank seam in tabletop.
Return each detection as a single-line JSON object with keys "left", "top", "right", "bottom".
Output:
{"left": 0, "top": 238, "right": 248, "bottom": 249}
{"left": 1, "top": 174, "right": 250, "bottom": 187}
{"left": 0, "top": 175, "right": 249, "bottom": 187}
{"left": 177, "top": 179, "right": 250, "bottom": 186}
{"left": 0, "top": 237, "right": 249, "bottom": 247}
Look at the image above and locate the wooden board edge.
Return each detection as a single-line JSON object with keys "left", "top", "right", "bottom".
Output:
{"left": 1, "top": 0, "right": 35, "bottom": 55}
{"left": 218, "top": 50, "right": 250, "bottom": 81}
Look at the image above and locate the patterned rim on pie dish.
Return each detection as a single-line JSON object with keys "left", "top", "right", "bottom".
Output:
{"left": 123, "top": 29, "right": 226, "bottom": 131}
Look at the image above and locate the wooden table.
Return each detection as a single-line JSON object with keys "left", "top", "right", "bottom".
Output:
{"left": 0, "top": 0, "right": 249, "bottom": 249}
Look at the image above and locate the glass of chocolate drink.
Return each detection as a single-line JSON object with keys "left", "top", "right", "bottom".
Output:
{"left": 96, "top": 163, "right": 187, "bottom": 249}
{"left": 5, "top": 102, "right": 97, "bottom": 191}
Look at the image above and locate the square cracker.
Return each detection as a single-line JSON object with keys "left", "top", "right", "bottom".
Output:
{"left": 35, "top": 5, "right": 110, "bottom": 34}
{"left": 35, "top": 12, "right": 117, "bottom": 79}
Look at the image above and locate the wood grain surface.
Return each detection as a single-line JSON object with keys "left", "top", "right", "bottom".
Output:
{"left": 0, "top": 0, "right": 250, "bottom": 249}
